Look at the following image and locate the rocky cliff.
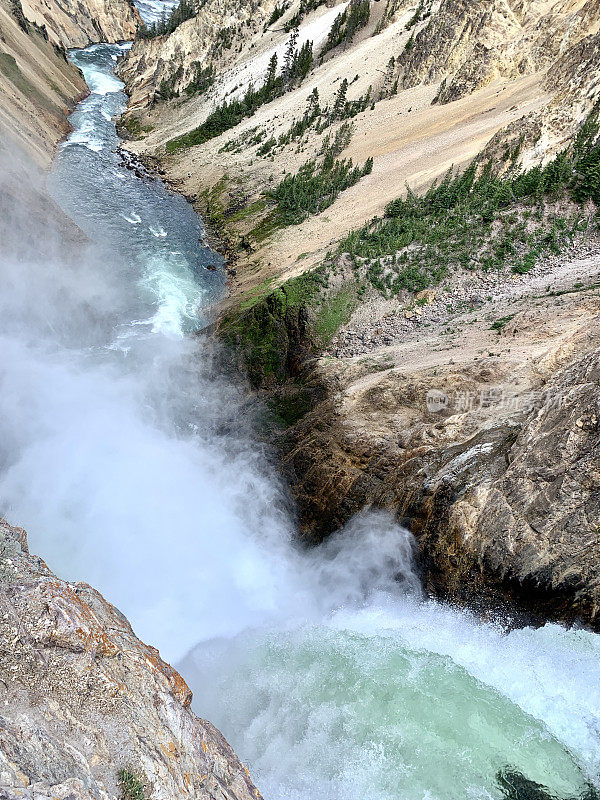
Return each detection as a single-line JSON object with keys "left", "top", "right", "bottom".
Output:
{"left": 115, "top": 0, "right": 600, "bottom": 626}
{"left": 208, "top": 228, "right": 597, "bottom": 629}
{"left": 0, "top": 0, "right": 87, "bottom": 166}
{"left": 273, "top": 243, "right": 600, "bottom": 624}
{"left": 120, "top": 0, "right": 267, "bottom": 111}
{"left": 20, "top": 0, "right": 140, "bottom": 49}
{"left": 0, "top": 518, "right": 261, "bottom": 800}
{"left": 400, "top": 0, "right": 600, "bottom": 104}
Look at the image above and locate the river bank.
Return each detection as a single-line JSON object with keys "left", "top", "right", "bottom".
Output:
{"left": 2, "top": 0, "right": 600, "bottom": 797}
{"left": 110, "top": 0, "right": 600, "bottom": 631}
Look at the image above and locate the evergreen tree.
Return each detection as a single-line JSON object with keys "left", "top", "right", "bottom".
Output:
{"left": 333, "top": 78, "right": 348, "bottom": 118}
{"left": 282, "top": 27, "right": 299, "bottom": 88}
{"left": 305, "top": 87, "right": 320, "bottom": 119}
{"left": 265, "top": 53, "right": 277, "bottom": 91}
{"left": 295, "top": 40, "right": 314, "bottom": 83}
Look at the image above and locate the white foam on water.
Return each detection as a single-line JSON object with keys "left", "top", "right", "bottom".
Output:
{"left": 139, "top": 252, "right": 205, "bottom": 335}
{"left": 121, "top": 212, "right": 142, "bottom": 224}
{"left": 181, "top": 522, "right": 600, "bottom": 800}
{"left": 87, "top": 70, "right": 123, "bottom": 96}
{"left": 0, "top": 36, "right": 597, "bottom": 800}
{"left": 149, "top": 225, "right": 167, "bottom": 237}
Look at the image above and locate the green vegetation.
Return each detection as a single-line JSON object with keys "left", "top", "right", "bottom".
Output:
{"left": 313, "top": 282, "right": 357, "bottom": 341}
{"left": 265, "top": 1, "right": 290, "bottom": 28}
{"left": 378, "top": 57, "right": 399, "bottom": 100}
{"left": 489, "top": 314, "right": 515, "bottom": 334}
{"left": 157, "top": 64, "right": 183, "bottom": 100}
{"left": 321, "top": 0, "right": 370, "bottom": 56}
{"left": 118, "top": 770, "right": 145, "bottom": 800}
{"left": 211, "top": 24, "right": 237, "bottom": 56}
{"left": 373, "top": 0, "right": 404, "bottom": 35}
{"left": 220, "top": 267, "right": 356, "bottom": 386}
{"left": 338, "top": 111, "right": 600, "bottom": 296}
{"left": 256, "top": 79, "right": 373, "bottom": 158}
{"left": 159, "top": 61, "right": 215, "bottom": 102}
{"left": 219, "top": 114, "right": 600, "bottom": 391}
{"left": 406, "top": 0, "right": 432, "bottom": 29}
{"left": 137, "top": 0, "right": 197, "bottom": 39}
{"left": 268, "top": 146, "right": 373, "bottom": 226}
{"left": 319, "top": 121, "right": 355, "bottom": 158}
{"left": 284, "top": 0, "right": 328, "bottom": 32}
{"left": 119, "top": 115, "right": 153, "bottom": 139}
{"left": 0, "top": 51, "right": 57, "bottom": 112}
{"left": 166, "top": 33, "right": 314, "bottom": 152}
{"left": 185, "top": 62, "right": 215, "bottom": 96}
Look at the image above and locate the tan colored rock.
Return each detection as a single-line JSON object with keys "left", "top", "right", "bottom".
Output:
{"left": 416, "top": 289, "right": 436, "bottom": 304}
{"left": 119, "top": 0, "right": 272, "bottom": 110}
{"left": 400, "top": 0, "right": 600, "bottom": 104}
{"left": 20, "top": 0, "right": 140, "bottom": 48}
{"left": 0, "top": 0, "right": 87, "bottom": 166}
{"left": 275, "top": 249, "right": 600, "bottom": 626}
{"left": 0, "top": 519, "right": 261, "bottom": 800}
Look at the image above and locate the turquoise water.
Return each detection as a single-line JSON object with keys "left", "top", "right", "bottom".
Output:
{"left": 49, "top": 41, "right": 224, "bottom": 335}
{"left": 0, "top": 29, "right": 597, "bottom": 800}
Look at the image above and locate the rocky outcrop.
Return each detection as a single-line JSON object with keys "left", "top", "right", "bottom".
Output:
{"left": 20, "top": 0, "right": 140, "bottom": 48}
{"left": 0, "top": 519, "right": 261, "bottom": 800}
{"left": 119, "top": 0, "right": 270, "bottom": 109}
{"left": 0, "top": 0, "right": 87, "bottom": 166}
{"left": 400, "top": 0, "right": 600, "bottom": 104}
{"left": 482, "top": 28, "right": 600, "bottom": 168}
{"left": 439, "top": 346, "right": 600, "bottom": 621}
{"left": 262, "top": 248, "right": 600, "bottom": 627}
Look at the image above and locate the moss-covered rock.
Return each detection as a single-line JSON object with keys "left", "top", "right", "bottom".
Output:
{"left": 217, "top": 267, "right": 357, "bottom": 389}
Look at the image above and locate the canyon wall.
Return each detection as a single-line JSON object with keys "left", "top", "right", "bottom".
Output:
{"left": 117, "top": 0, "right": 600, "bottom": 626}
{"left": 0, "top": 518, "right": 261, "bottom": 800}
{"left": 20, "top": 0, "right": 140, "bottom": 49}
{"left": 0, "top": 0, "right": 87, "bottom": 166}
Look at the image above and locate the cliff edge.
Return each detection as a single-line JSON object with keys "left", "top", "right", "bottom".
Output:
{"left": 0, "top": 518, "right": 261, "bottom": 800}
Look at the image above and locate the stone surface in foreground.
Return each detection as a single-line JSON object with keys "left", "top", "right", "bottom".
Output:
{"left": 0, "top": 520, "right": 260, "bottom": 800}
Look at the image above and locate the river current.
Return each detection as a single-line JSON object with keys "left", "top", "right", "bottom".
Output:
{"left": 0, "top": 16, "right": 599, "bottom": 800}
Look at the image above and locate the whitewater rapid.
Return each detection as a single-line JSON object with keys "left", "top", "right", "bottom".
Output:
{"left": 0, "top": 24, "right": 598, "bottom": 800}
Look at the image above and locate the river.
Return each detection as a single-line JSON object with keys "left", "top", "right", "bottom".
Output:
{"left": 0, "top": 17, "right": 599, "bottom": 800}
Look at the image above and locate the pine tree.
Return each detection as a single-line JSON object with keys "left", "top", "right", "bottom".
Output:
{"left": 265, "top": 52, "right": 278, "bottom": 95}
{"left": 295, "top": 40, "right": 314, "bottom": 83}
{"left": 305, "top": 87, "right": 320, "bottom": 119}
{"left": 282, "top": 27, "right": 299, "bottom": 88}
{"left": 332, "top": 78, "right": 348, "bottom": 118}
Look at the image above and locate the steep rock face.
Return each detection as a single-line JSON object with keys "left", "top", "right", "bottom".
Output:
{"left": 20, "top": 0, "right": 140, "bottom": 48}
{"left": 400, "top": 0, "right": 600, "bottom": 104}
{"left": 442, "top": 346, "right": 600, "bottom": 621}
{"left": 120, "top": 0, "right": 271, "bottom": 109}
{"left": 0, "top": 0, "right": 87, "bottom": 166}
{"left": 0, "top": 519, "right": 261, "bottom": 800}
{"left": 482, "top": 28, "right": 600, "bottom": 167}
{"left": 274, "top": 274, "right": 600, "bottom": 626}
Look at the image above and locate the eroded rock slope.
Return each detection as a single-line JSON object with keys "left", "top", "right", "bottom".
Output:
{"left": 0, "top": 519, "right": 261, "bottom": 800}
{"left": 20, "top": 0, "right": 140, "bottom": 49}
{"left": 0, "top": 0, "right": 87, "bottom": 166}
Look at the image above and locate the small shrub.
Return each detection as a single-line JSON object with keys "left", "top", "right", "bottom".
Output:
{"left": 118, "top": 769, "right": 145, "bottom": 800}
